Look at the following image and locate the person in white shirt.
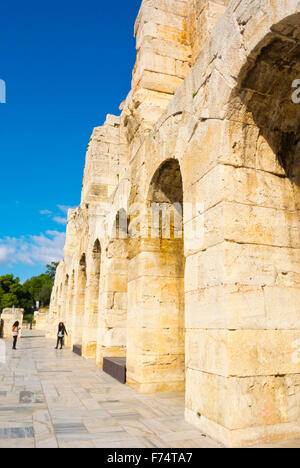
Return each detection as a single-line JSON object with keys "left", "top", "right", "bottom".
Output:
{"left": 12, "top": 321, "right": 20, "bottom": 350}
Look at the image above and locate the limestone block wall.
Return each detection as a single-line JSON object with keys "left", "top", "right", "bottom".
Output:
{"left": 48, "top": 0, "right": 300, "bottom": 448}
{"left": 121, "top": 0, "right": 192, "bottom": 157}
{"left": 159, "top": 0, "right": 300, "bottom": 448}
{"left": 81, "top": 114, "right": 128, "bottom": 205}
{"left": 187, "top": 0, "right": 230, "bottom": 63}
{"left": 71, "top": 253, "right": 87, "bottom": 346}
{"left": 34, "top": 309, "right": 49, "bottom": 330}
{"left": 82, "top": 240, "right": 101, "bottom": 358}
{"left": 48, "top": 110, "right": 130, "bottom": 350}
{"left": 133, "top": 0, "right": 191, "bottom": 96}
{"left": 126, "top": 159, "right": 186, "bottom": 393}
{"left": 127, "top": 241, "right": 185, "bottom": 393}
{"left": 64, "top": 271, "right": 75, "bottom": 347}
{"left": 121, "top": 0, "right": 300, "bottom": 447}
{"left": 47, "top": 261, "right": 66, "bottom": 340}
{"left": 96, "top": 237, "right": 129, "bottom": 366}
{"left": 94, "top": 183, "right": 132, "bottom": 366}
{"left": 0, "top": 309, "right": 23, "bottom": 339}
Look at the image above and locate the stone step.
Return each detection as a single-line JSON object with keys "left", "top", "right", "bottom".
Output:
{"left": 103, "top": 357, "right": 126, "bottom": 384}
{"left": 73, "top": 344, "right": 82, "bottom": 356}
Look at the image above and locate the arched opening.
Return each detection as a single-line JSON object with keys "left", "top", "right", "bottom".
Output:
{"left": 200, "top": 13, "right": 300, "bottom": 444}
{"left": 127, "top": 159, "right": 185, "bottom": 393}
{"left": 53, "top": 286, "right": 59, "bottom": 316}
{"left": 65, "top": 270, "right": 75, "bottom": 347}
{"left": 61, "top": 274, "right": 69, "bottom": 322}
{"left": 57, "top": 283, "right": 63, "bottom": 319}
{"left": 227, "top": 14, "right": 300, "bottom": 318}
{"left": 72, "top": 254, "right": 87, "bottom": 349}
{"left": 230, "top": 13, "right": 300, "bottom": 187}
{"left": 82, "top": 240, "right": 102, "bottom": 359}
{"left": 97, "top": 211, "right": 129, "bottom": 367}
{"left": 113, "top": 208, "right": 129, "bottom": 239}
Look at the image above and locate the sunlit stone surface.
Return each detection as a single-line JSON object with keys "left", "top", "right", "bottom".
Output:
{"left": 47, "top": 0, "right": 300, "bottom": 447}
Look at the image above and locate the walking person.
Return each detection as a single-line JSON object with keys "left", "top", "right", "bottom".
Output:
{"left": 12, "top": 321, "right": 20, "bottom": 350}
{"left": 55, "top": 322, "right": 68, "bottom": 350}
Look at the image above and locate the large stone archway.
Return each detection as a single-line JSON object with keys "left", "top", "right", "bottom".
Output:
{"left": 65, "top": 270, "right": 75, "bottom": 347}
{"left": 127, "top": 159, "right": 186, "bottom": 393}
{"left": 71, "top": 254, "right": 87, "bottom": 348}
{"left": 183, "top": 7, "right": 300, "bottom": 449}
{"left": 82, "top": 240, "right": 102, "bottom": 359}
{"left": 96, "top": 210, "right": 129, "bottom": 367}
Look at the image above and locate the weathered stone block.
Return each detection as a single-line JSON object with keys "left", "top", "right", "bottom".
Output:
{"left": 186, "top": 329, "right": 300, "bottom": 377}
{"left": 186, "top": 368, "right": 300, "bottom": 428}
{"left": 0, "top": 309, "right": 23, "bottom": 339}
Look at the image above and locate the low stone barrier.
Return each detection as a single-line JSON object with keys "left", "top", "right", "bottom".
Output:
{"left": 34, "top": 311, "right": 49, "bottom": 330}
{"left": 0, "top": 308, "right": 24, "bottom": 339}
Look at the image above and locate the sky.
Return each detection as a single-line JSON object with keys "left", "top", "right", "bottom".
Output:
{"left": 0, "top": 0, "right": 141, "bottom": 281}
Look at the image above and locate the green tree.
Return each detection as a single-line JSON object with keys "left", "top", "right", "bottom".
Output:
{"left": 23, "top": 274, "right": 48, "bottom": 302}
{"left": 0, "top": 263, "right": 59, "bottom": 314}
{"left": 46, "top": 262, "right": 59, "bottom": 280}
{"left": 38, "top": 282, "right": 52, "bottom": 305}
{"left": 0, "top": 292, "right": 18, "bottom": 309}
{"left": 0, "top": 274, "right": 31, "bottom": 313}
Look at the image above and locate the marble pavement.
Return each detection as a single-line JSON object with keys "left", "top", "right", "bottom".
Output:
{"left": 0, "top": 330, "right": 299, "bottom": 449}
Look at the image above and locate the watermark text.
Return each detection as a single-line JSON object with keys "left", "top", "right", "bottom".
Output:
{"left": 0, "top": 79, "right": 6, "bottom": 104}
{"left": 292, "top": 79, "right": 300, "bottom": 104}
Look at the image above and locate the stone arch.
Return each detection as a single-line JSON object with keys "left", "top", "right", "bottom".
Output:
{"left": 202, "top": 11, "right": 300, "bottom": 445}
{"left": 127, "top": 158, "right": 185, "bottom": 393}
{"left": 107, "top": 177, "right": 131, "bottom": 239}
{"left": 97, "top": 210, "right": 129, "bottom": 367}
{"left": 153, "top": 1, "right": 300, "bottom": 164}
{"left": 183, "top": 8, "right": 300, "bottom": 448}
{"left": 147, "top": 158, "right": 184, "bottom": 240}
{"left": 65, "top": 270, "right": 75, "bottom": 347}
{"left": 82, "top": 239, "right": 102, "bottom": 359}
{"left": 53, "top": 286, "right": 59, "bottom": 315}
{"left": 59, "top": 274, "right": 69, "bottom": 323}
{"left": 113, "top": 208, "right": 129, "bottom": 239}
{"left": 57, "top": 283, "right": 63, "bottom": 319}
{"left": 72, "top": 253, "right": 87, "bottom": 348}
{"left": 148, "top": 158, "right": 183, "bottom": 201}
{"left": 228, "top": 12, "right": 300, "bottom": 183}
{"left": 192, "top": 0, "right": 300, "bottom": 120}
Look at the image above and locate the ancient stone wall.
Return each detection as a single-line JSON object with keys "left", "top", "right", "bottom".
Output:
{"left": 48, "top": 0, "right": 300, "bottom": 447}
{"left": 34, "top": 308, "right": 49, "bottom": 330}
{"left": 0, "top": 308, "right": 23, "bottom": 338}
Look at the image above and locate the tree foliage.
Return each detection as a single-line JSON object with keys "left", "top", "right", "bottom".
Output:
{"left": 0, "top": 263, "right": 58, "bottom": 314}
{"left": 46, "top": 262, "right": 59, "bottom": 280}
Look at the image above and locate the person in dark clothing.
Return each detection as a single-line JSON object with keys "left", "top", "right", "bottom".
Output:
{"left": 12, "top": 321, "right": 20, "bottom": 350}
{"left": 55, "top": 322, "right": 68, "bottom": 350}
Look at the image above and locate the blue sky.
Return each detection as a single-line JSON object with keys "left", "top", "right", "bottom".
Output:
{"left": 0, "top": 0, "right": 141, "bottom": 281}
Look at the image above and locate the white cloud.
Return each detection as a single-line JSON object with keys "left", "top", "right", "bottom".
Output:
{"left": 0, "top": 244, "right": 15, "bottom": 265}
{"left": 40, "top": 205, "right": 76, "bottom": 225}
{"left": 0, "top": 231, "right": 65, "bottom": 268}
{"left": 40, "top": 209, "right": 52, "bottom": 216}
{"left": 53, "top": 216, "right": 67, "bottom": 225}
{"left": 57, "top": 205, "right": 76, "bottom": 214}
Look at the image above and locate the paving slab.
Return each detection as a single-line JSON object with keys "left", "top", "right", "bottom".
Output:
{"left": 0, "top": 330, "right": 299, "bottom": 449}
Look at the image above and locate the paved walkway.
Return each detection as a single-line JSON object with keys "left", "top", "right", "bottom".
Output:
{"left": 0, "top": 330, "right": 299, "bottom": 448}
{"left": 0, "top": 330, "right": 221, "bottom": 448}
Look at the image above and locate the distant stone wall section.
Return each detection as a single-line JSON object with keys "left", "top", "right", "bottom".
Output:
{"left": 0, "top": 308, "right": 23, "bottom": 339}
